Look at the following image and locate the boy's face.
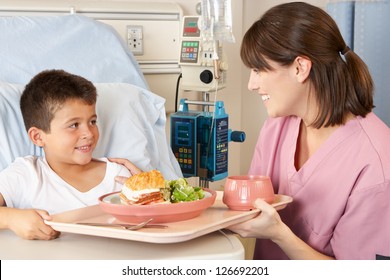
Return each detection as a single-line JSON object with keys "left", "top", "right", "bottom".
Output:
{"left": 40, "top": 99, "right": 99, "bottom": 167}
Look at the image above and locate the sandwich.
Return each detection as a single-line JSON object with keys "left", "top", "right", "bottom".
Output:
{"left": 120, "top": 170, "right": 170, "bottom": 205}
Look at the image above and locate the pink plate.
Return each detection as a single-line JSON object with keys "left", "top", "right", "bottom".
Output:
{"left": 98, "top": 189, "right": 217, "bottom": 224}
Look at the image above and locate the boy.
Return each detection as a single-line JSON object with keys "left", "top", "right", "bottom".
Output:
{"left": 0, "top": 69, "right": 137, "bottom": 240}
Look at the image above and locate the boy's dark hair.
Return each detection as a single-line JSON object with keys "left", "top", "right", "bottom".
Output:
{"left": 20, "top": 69, "right": 97, "bottom": 132}
{"left": 240, "top": 2, "right": 374, "bottom": 128}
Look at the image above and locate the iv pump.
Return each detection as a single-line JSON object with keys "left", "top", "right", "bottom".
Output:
{"left": 170, "top": 11, "right": 245, "bottom": 188}
{"left": 171, "top": 99, "right": 245, "bottom": 186}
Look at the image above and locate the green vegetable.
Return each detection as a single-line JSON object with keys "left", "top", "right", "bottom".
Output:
{"left": 165, "top": 178, "right": 205, "bottom": 203}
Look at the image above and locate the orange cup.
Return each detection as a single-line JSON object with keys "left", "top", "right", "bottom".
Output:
{"left": 222, "top": 175, "right": 275, "bottom": 211}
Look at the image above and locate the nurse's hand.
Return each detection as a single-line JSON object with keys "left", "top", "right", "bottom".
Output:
{"left": 108, "top": 158, "right": 142, "bottom": 184}
{"left": 228, "top": 199, "right": 335, "bottom": 260}
{"left": 227, "top": 198, "right": 285, "bottom": 241}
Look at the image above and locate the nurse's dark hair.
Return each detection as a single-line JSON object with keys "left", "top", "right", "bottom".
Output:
{"left": 240, "top": 2, "right": 374, "bottom": 128}
{"left": 20, "top": 69, "right": 97, "bottom": 132}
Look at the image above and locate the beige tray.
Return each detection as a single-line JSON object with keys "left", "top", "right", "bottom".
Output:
{"left": 46, "top": 193, "right": 292, "bottom": 244}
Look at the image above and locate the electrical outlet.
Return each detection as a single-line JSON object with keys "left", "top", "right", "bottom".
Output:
{"left": 127, "top": 25, "right": 143, "bottom": 55}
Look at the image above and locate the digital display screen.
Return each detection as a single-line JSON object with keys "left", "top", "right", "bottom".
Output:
{"left": 178, "top": 132, "right": 189, "bottom": 138}
{"left": 183, "top": 17, "right": 200, "bottom": 37}
{"left": 178, "top": 125, "right": 189, "bottom": 131}
{"left": 174, "top": 121, "right": 193, "bottom": 147}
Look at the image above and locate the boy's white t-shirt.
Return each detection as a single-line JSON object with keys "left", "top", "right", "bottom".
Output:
{"left": 0, "top": 156, "right": 131, "bottom": 214}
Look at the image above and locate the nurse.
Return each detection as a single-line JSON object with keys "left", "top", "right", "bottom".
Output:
{"left": 227, "top": 2, "right": 390, "bottom": 259}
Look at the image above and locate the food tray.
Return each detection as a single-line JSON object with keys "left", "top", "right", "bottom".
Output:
{"left": 46, "top": 193, "right": 292, "bottom": 244}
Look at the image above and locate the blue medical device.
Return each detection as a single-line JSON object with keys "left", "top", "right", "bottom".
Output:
{"left": 171, "top": 99, "right": 245, "bottom": 184}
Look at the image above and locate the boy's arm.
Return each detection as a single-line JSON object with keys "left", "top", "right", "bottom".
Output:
{"left": 0, "top": 193, "right": 60, "bottom": 240}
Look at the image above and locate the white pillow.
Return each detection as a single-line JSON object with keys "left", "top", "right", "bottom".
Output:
{"left": 0, "top": 82, "right": 182, "bottom": 180}
{"left": 0, "top": 82, "right": 36, "bottom": 169}
{"left": 0, "top": 14, "right": 148, "bottom": 89}
{"left": 93, "top": 83, "right": 182, "bottom": 179}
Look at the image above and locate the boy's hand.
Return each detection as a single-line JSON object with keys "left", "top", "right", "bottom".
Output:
{"left": 108, "top": 158, "right": 142, "bottom": 176}
{"left": 7, "top": 208, "right": 60, "bottom": 240}
{"left": 109, "top": 158, "right": 142, "bottom": 185}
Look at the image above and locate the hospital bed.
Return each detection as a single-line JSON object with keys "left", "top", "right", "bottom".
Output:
{"left": 0, "top": 13, "right": 182, "bottom": 179}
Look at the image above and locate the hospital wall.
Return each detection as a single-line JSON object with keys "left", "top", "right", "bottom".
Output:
{"left": 6, "top": 0, "right": 326, "bottom": 190}
{"left": 140, "top": 0, "right": 326, "bottom": 190}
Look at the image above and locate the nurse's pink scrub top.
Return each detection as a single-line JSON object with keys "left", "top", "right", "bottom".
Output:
{"left": 248, "top": 113, "right": 390, "bottom": 259}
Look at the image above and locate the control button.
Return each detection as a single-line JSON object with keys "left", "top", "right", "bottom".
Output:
{"left": 200, "top": 70, "right": 213, "bottom": 84}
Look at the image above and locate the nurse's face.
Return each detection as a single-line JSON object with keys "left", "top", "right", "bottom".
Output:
{"left": 247, "top": 59, "right": 308, "bottom": 119}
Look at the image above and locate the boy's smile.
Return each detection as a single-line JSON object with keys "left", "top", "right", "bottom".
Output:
{"left": 75, "top": 145, "right": 93, "bottom": 153}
